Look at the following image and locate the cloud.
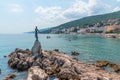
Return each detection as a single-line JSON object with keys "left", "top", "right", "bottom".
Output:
{"left": 35, "top": 6, "right": 63, "bottom": 19}
{"left": 35, "top": 0, "right": 112, "bottom": 28}
{"left": 117, "top": 0, "right": 120, "bottom": 2}
{"left": 9, "top": 4, "right": 23, "bottom": 13}
{"left": 63, "top": 0, "right": 90, "bottom": 19}
{"left": 63, "top": 0, "right": 111, "bottom": 19}
{"left": 35, "top": 6, "right": 69, "bottom": 27}
{"left": 113, "top": 6, "right": 120, "bottom": 12}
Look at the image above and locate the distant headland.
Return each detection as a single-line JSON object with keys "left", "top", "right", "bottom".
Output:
{"left": 27, "top": 11, "right": 120, "bottom": 38}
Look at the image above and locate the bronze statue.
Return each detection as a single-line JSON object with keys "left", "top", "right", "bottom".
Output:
{"left": 32, "top": 26, "right": 42, "bottom": 55}
{"left": 35, "top": 26, "right": 39, "bottom": 41}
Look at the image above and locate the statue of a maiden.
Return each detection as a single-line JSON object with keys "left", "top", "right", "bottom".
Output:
{"left": 35, "top": 26, "right": 39, "bottom": 41}
{"left": 31, "top": 26, "right": 42, "bottom": 55}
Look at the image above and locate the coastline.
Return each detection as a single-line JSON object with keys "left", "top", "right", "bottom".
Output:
{"left": 1, "top": 34, "right": 120, "bottom": 80}
{"left": 7, "top": 48, "right": 120, "bottom": 80}
{"left": 56, "top": 32, "right": 120, "bottom": 39}
{"left": 103, "top": 33, "right": 120, "bottom": 38}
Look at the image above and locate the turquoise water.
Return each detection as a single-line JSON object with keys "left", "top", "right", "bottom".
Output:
{"left": 0, "top": 34, "right": 120, "bottom": 79}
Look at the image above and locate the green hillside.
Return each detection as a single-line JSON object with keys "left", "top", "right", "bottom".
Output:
{"left": 56, "top": 11, "right": 120, "bottom": 28}
{"left": 28, "top": 11, "right": 120, "bottom": 33}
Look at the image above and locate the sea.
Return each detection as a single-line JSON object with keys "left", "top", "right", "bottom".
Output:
{"left": 0, "top": 34, "right": 120, "bottom": 80}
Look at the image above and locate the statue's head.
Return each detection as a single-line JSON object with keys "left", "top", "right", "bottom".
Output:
{"left": 35, "top": 26, "right": 37, "bottom": 29}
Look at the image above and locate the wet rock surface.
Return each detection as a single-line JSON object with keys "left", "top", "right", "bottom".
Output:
{"left": 0, "top": 68, "right": 1, "bottom": 74}
{"left": 8, "top": 48, "right": 33, "bottom": 71}
{"left": 4, "top": 74, "right": 16, "bottom": 80}
{"left": 96, "top": 60, "right": 120, "bottom": 72}
{"left": 8, "top": 48, "right": 120, "bottom": 80}
{"left": 71, "top": 51, "right": 80, "bottom": 55}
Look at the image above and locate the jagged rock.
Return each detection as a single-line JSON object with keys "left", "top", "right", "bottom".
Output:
{"left": 96, "top": 60, "right": 120, "bottom": 72}
{"left": 0, "top": 68, "right": 1, "bottom": 74}
{"left": 14, "top": 48, "right": 31, "bottom": 55}
{"left": 56, "top": 59, "right": 65, "bottom": 67}
{"left": 53, "top": 49, "right": 59, "bottom": 52}
{"left": 109, "top": 63, "right": 120, "bottom": 72}
{"left": 31, "top": 40, "right": 42, "bottom": 56}
{"left": 8, "top": 49, "right": 33, "bottom": 71}
{"left": 96, "top": 60, "right": 109, "bottom": 67}
{"left": 4, "top": 74, "right": 16, "bottom": 80}
{"left": 71, "top": 51, "right": 80, "bottom": 55}
{"left": 42, "top": 58, "right": 51, "bottom": 67}
{"left": 74, "top": 66, "right": 83, "bottom": 74}
{"left": 51, "top": 64, "right": 60, "bottom": 75}
{"left": 4, "top": 55, "right": 7, "bottom": 58}
{"left": 58, "top": 68, "right": 79, "bottom": 80}
{"left": 27, "top": 66, "right": 49, "bottom": 80}
{"left": 45, "top": 67, "right": 55, "bottom": 76}
{"left": 8, "top": 49, "right": 120, "bottom": 80}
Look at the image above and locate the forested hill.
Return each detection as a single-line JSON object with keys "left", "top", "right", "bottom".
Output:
{"left": 56, "top": 11, "right": 120, "bottom": 29}
{"left": 28, "top": 11, "right": 120, "bottom": 33}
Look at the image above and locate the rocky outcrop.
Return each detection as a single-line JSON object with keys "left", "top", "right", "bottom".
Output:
{"left": 96, "top": 60, "right": 109, "bottom": 67}
{"left": 8, "top": 49, "right": 120, "bottom": 80}
{"left": 0, "top": 69, "right": 1, "bottom": 74}
{"left": 4, "top": 74, "right": 16, "bottom": 80}
{"left": 71, "top": 51, "right": 80, "bottom": 55}
{"left": 27, "top": 66, "right": 49, "bottom": 80}
{"left": 96, "top": 60, "right": 120, "bottom": 72}
{"left": 8, "top": 48, "right": 33, "bottom": 71}
{"left": 31, "top": 40, "right": 42, "bottom": 56}
{"left": 4, "top": 55, "right": 7, "bottom": 58}
{"left": 103, "top": 33, "right": 120, "bottom": 38}
{"left": 53, "top": 49, "right": 59, "bottom": 52}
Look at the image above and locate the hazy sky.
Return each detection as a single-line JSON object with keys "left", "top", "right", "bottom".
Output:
{"left": 0, "top": 0, "right": 120, "bottom": 34}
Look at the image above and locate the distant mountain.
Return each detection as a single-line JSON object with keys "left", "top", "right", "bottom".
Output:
{"left": 55, "top": 11, "right": 120, "bottom": 29}
{"left": 42, "top": 11, "right": 120, "bottom": 33}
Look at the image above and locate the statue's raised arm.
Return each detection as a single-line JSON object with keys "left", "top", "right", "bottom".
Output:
{"left": 35, "top": 26, "right": 39, "bottom": 41}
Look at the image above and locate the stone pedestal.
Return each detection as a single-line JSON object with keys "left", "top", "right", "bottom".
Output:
{"left": 31, "top": 40, "right": 42, "bottom": 56}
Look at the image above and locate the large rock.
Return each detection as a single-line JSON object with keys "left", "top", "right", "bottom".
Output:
{"left": 58, "top": 68, "right": 79, "bottom": 80}
{"left": 8, "top": 49, "right": 120, "bottom": 80}
{"left": 31, "top": 40, "right": 42, "bottom": 56}
{"left": 42, "top": 50, "right": 120, "bottom": 80}
{"left": 4, "top": 74, "right": 16, "bottom": 80}
{"left": 0, "top": 69, "right": 1, "bottom": 74}
{"left": 8, "top": 48, "right": 33, "bottom": 71}
{"left": 96, "top": 60, "right": 120, "bottom": 72}
{"left": 27, "top": 66, "right": 49, "bottom": 80}
{"left": 71, "top": 51, "right": 80, "bottom": 56}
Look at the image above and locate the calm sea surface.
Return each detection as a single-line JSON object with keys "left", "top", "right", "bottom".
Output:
{"left": 0, "top": 34, "right": 120, "bottom": 80}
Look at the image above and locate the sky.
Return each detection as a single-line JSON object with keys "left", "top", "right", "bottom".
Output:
{"left": 0, "top": 0, "right": 120, "bottom": 34}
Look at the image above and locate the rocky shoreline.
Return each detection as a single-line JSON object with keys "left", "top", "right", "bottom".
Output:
{"left": 103, "top": 33, "right": 120, "bottom": 38}
{"left": 7, "top": 48, "right": 120, "bottom": 80}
